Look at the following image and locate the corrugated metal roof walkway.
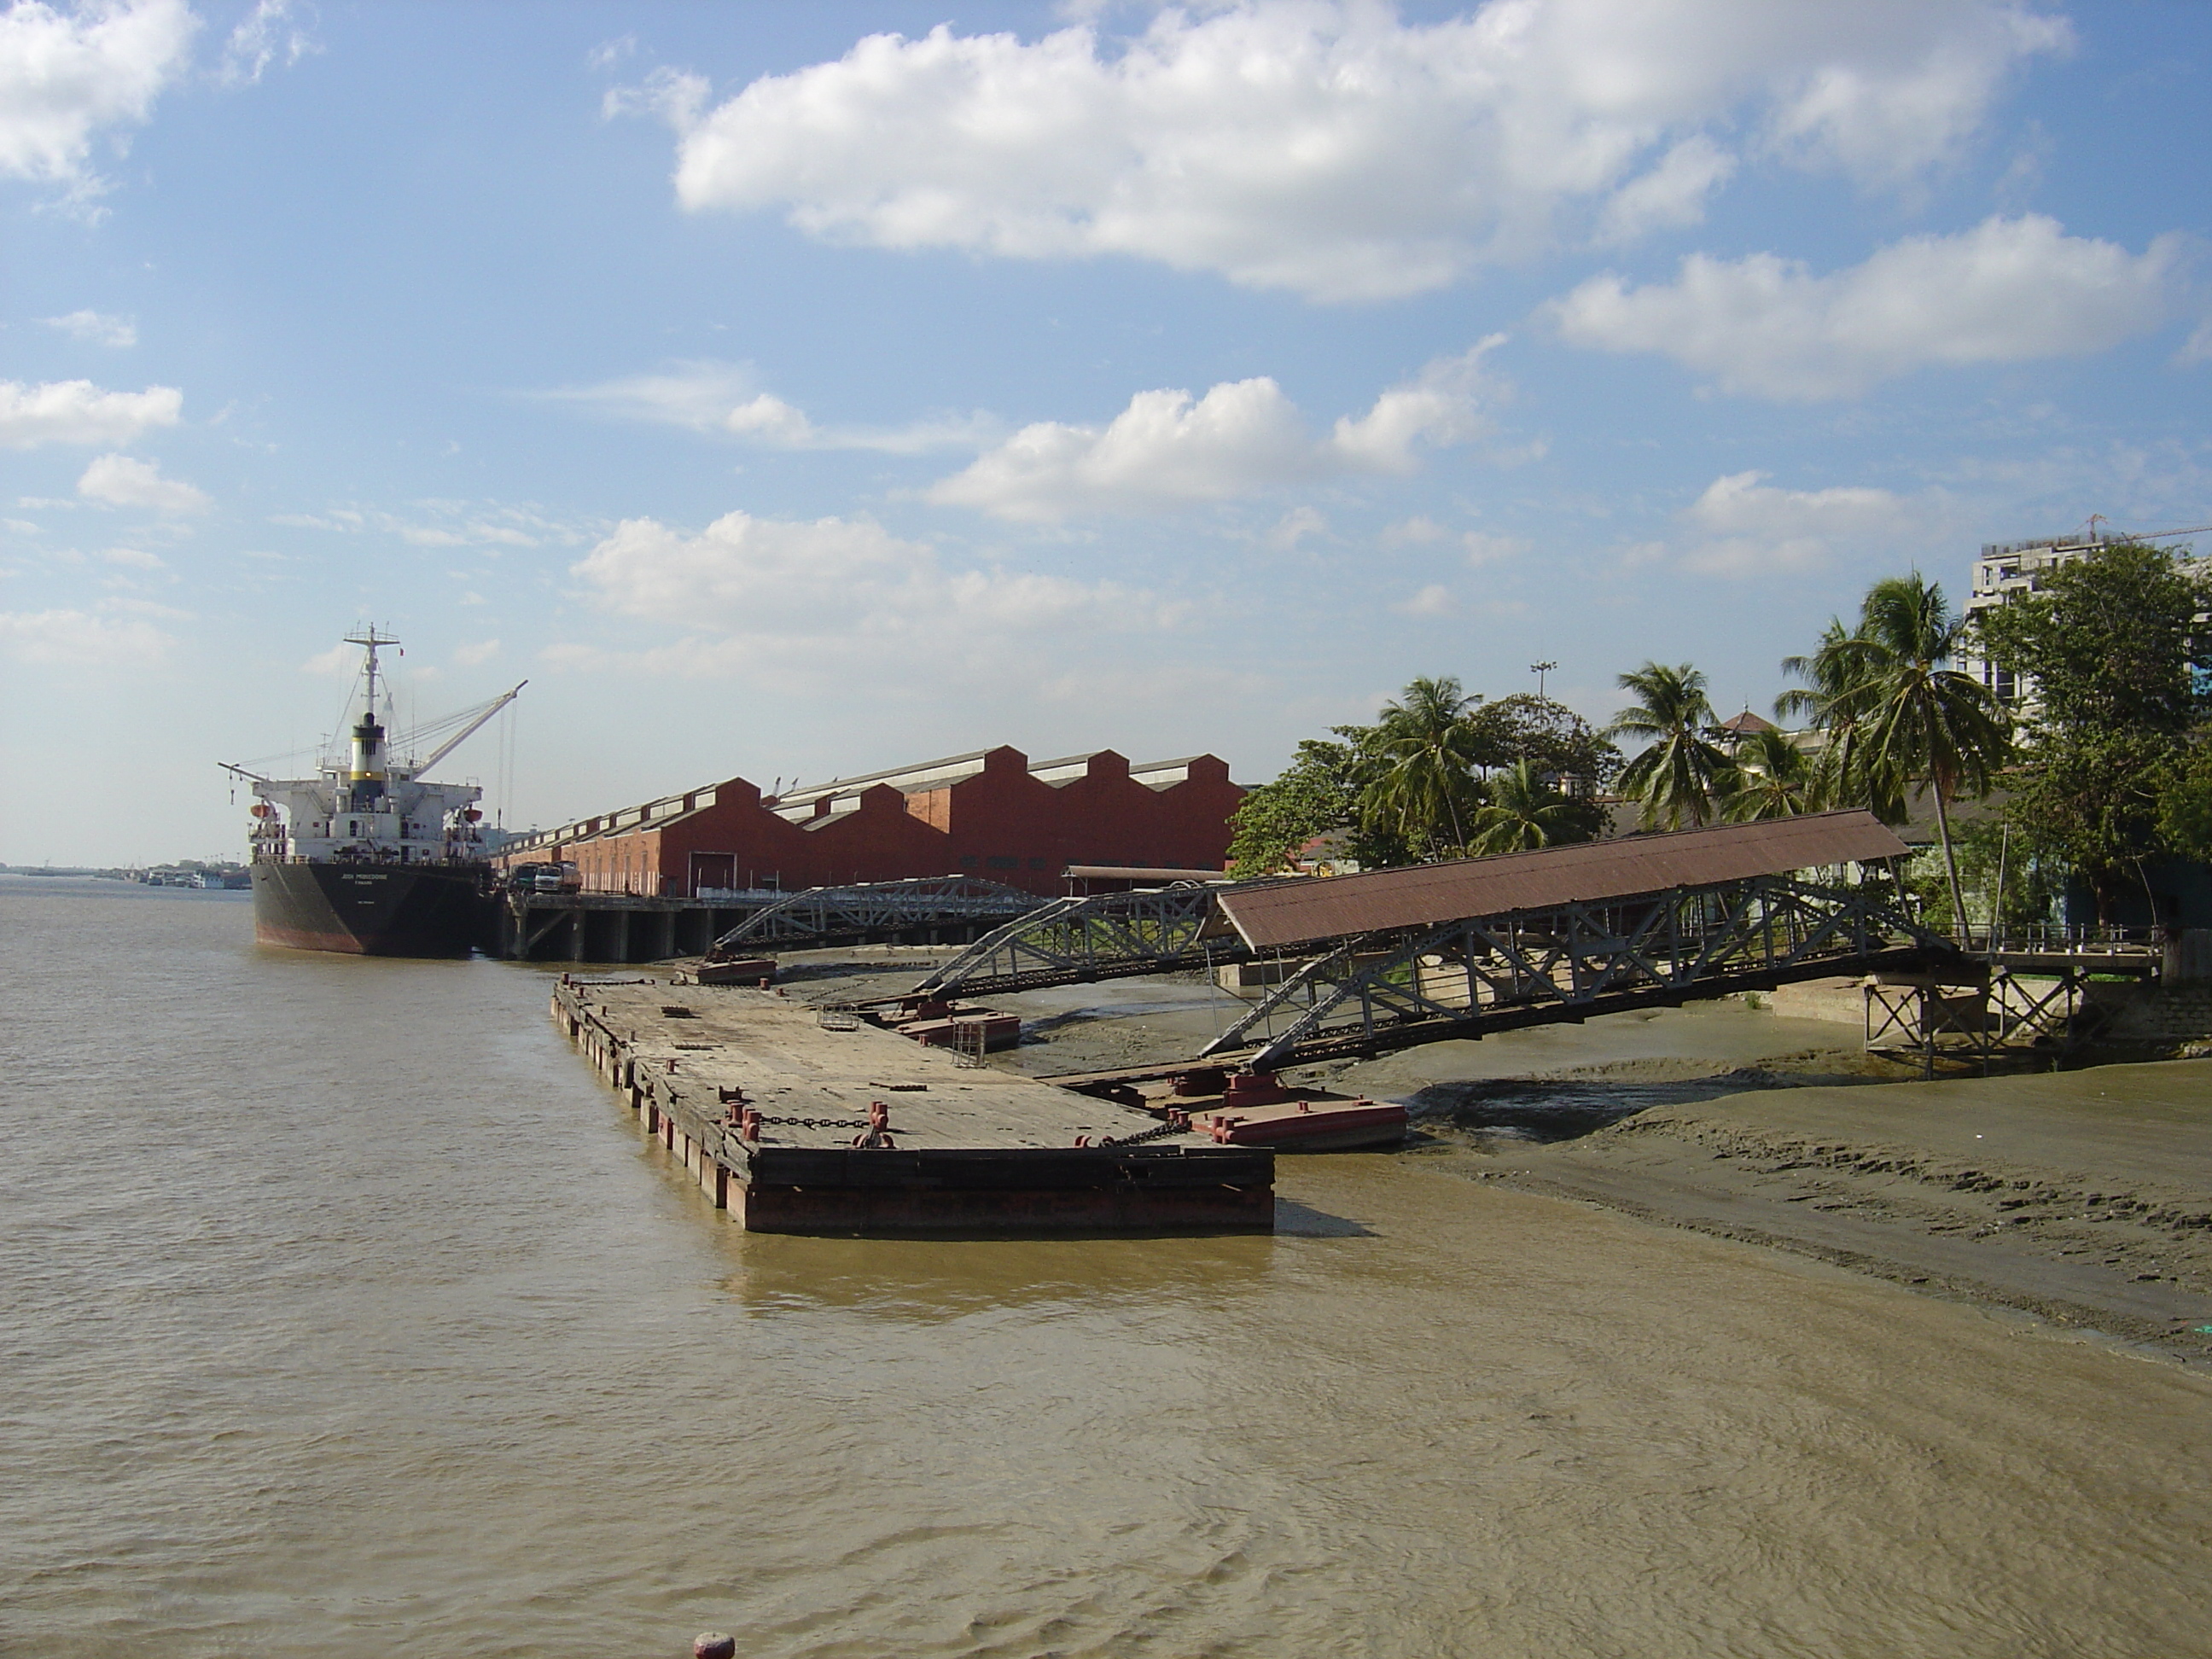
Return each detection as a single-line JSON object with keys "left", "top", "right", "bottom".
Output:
{"left": 1200, "top": 811, "right": 1969, "bottom": 1071}
{"left": 829, "top": 812, "right": 1973, "bottom": 1074}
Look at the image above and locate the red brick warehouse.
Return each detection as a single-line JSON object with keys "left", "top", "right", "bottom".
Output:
{"left": 495, "top": 746, "right": 1246, "bottom": 898}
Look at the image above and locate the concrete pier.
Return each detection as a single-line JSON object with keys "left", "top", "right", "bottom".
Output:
{"left": 552, "top": 978, "right": 1274, "bottom": 1236}
{"left": 494, "top": 892, "right": 1011, "bottom": 963}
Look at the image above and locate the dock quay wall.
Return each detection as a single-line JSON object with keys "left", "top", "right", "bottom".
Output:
{"left": 549, "top": 978, "right": 1275, "bottom": 1236}
{"left": 494, "top": 892, "right": 1006, "bottom": 963}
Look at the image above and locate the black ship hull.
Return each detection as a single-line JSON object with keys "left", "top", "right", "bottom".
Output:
{"left": 252, "top": 861, "right": 486, "bottom": 957}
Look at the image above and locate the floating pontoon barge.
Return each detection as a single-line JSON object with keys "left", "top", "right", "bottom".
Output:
{"left": 551, "top": 978, "right": 1273, "bottom": 1236}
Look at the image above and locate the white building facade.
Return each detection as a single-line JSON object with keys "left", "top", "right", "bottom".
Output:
{"left": 1958, "top": 531, "right": 2208, "bottom": 713}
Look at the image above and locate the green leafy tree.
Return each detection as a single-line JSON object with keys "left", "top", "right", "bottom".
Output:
{"left": 1606, "top": 662, "right": 1732, "bottom": 830}
{"left": 1364, "top": 676, "right": 1490, "bottom": 859}
{"left": 1229, "top": 676, "right": 1622, "bottom": 876}
{"left": 1463, "top": 693, "right": 1623, "bottom": 789}
{"left": 2157, "top": 730, "right": 2212, "bottom": 864}
{"left": 1902, "top": 818, "right": 2060, "bottom": 937}
{"left": 1463, "top": 760, "right": 1604, "bottom": 854}
{"left": 1720, "top": 727, "right": 1814, "bottom": 822}
{"left": 1998, "top": 730, "right": 2169, "bottom": 920}
{"left": 1978, "top": 542, "right": 2209, "bottom": 921}
{"left": 1225, "top": 736, "right": 1376, "bottom": 877}
{"left": 1978, "top": 542, "right": 2206, "bottom": 732}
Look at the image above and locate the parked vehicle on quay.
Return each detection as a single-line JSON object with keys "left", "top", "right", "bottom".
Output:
{"left": 503, "top": 861, "right": 580, "bottom": 894}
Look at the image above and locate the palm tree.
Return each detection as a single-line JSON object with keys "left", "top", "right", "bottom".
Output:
{"left": 1606, "top": 662, "right": 1732, "bottom": 830}
{"left": 1777, "top": 618, "right": 1901, "bottom": 818}
{"left": 1784, "top": 576, "right": 2009, "bottom": 935}
{"left": 1464, "top": 760, "right": 1596, "bottom": 853}
{"left": 1363, "top": 676, "right": 1488, "bottom": 858}
{"left": 1720, "top": 728, "right": 1814, "bottom": 822}
{"left": 1849, "top": 574, "right": 2011, "bottom": 938}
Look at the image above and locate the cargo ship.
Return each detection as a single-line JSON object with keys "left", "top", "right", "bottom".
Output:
{"left": 223, "top": 630, "right": 523, "bottom": 956}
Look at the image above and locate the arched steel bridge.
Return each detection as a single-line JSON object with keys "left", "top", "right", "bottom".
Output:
{"left": 706, "top": 875, "right": 1042, "bottom": 952}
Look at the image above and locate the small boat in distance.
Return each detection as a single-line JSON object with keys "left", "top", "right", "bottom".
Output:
{"left": 222, "top": 629, "right": 523, "bottom": 956}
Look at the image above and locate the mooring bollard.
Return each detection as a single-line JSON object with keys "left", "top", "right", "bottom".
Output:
{"left": 694, "top": 1633, "right": 736, "bottom": 1659}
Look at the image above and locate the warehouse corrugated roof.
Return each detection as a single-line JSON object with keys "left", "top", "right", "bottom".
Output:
{"left": 1218, "top": 809, "right": 1908, "bottom": 950}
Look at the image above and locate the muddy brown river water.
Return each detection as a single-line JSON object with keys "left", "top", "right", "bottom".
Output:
{"left": 5, "top": 878, "right": 2210, "bottom": 1656}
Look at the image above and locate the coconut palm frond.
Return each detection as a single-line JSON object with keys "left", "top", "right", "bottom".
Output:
{"left": 1606, "top": 661, "right": 1730, "bottom": 830}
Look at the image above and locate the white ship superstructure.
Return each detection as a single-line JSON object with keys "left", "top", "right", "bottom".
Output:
{"left": 224, "top": 630, "right": 524, "bottom": 955}
{"left": 230, "top": 630, "right": 521, "bottom": 867}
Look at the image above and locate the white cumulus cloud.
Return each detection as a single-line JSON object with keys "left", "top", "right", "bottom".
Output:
{"left": 77, "top": 451, "right": 208, "bottom": 513}
{"left": 44, "top": 308, "right": 136, "bottom": 346}
{"left": 1679, "top": 469, "right": 1935, "bottom": 574}
{"left": 567, "top": 510, "right": 1171, "bottom": 680}
{"left": 0, "top": 602, "right": 174, "bottom": 664}
{"left": 219, "top": 0, "right": 315, "bottom": 88}
{"left": 544, "top": 360, "right": 995, "bottom": 454}
{"left": 1549, "top": 214, "right": 2186, "bottom": 399}
{"left": 0, "top": 378, "right": 181, "bottom": 447}
{"left": 1262, "top": 505, "right": 1329, "bottom": 552}
{"left": 0, "top": 0, "right": 198, "bottom": 193}
{"left": 1595, "top": 135, "right": 1737, "bottom": 244}
{"left": 929, "top": 345, "right": 1500, "bottom": 521}
{"left": 645, "top": 0, "right": 2065, "bottom": 301}
{"left": 1396, "top": 584, "right": 1457, "bottom": 617}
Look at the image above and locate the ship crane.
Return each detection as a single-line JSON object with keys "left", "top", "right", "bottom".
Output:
{"left": 219, "top": 681, "right": 525, "bottom": 788}
{"left": 399, "top": 681, "right": 527, "bottom": 779}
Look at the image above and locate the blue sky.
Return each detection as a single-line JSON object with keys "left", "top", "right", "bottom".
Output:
{"left": 3, "top": 0, "right": 2209, "bottom": 864}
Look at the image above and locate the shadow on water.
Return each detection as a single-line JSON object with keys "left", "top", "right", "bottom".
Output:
{"left": 718, "top": 1229, "right": 1273, "bottom": 1318}
{"left": 1407, "top": 1068, "right": 1874, "bottom": 1145}
{"left": 713, "top": 1199, "right": 1376, "bottom": 1318}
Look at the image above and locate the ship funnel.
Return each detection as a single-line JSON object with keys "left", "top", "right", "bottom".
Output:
{"left": 349, "top": 712, "right": 387, "bottom": 785}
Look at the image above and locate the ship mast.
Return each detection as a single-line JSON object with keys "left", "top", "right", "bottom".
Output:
{"left": 346, "top": 626, "right": 399, "bottom": 729}
{"left": 342, "top": 626, "right": 399, "bottom": 800}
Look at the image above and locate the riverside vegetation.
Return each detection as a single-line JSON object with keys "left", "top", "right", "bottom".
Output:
{"left": 1230, "top": 544, "right": 2212, "bottom": 934}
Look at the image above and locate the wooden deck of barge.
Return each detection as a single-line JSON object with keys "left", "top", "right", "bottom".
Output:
{"left": 551, "top": 978, "right": 1274, "bottom": 1236}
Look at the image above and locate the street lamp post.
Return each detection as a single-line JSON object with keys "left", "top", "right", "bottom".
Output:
{"left": 1529, "top": 661, "right": 1557, "bottom": 700}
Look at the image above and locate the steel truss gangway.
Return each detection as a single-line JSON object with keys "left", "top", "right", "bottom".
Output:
{"left": 705, "top": 875, "right": 1042, "bottom": 955}
{"left": 872, "top": 882, "right": 1254, "bottom": 1004}
{"left": 1191, "top": 811, "right": 1976, "bottom": 1074}
{"left": 1863, "top": 953, "right": 2144, "bottom": 1077}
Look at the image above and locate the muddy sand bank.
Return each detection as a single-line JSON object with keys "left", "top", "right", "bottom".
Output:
{"left": 1460, "top": 1060, "right": 2212, "bottom": 1363}
{"left": 775, "top": 952, "right": 2212, "bottom": 1361}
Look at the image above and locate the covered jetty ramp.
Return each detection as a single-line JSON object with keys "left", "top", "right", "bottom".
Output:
{"left": 1191, "top": 810, "right": 1966, "bottom": 1072}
